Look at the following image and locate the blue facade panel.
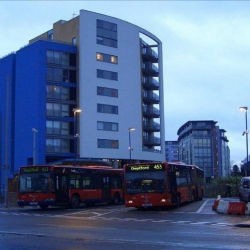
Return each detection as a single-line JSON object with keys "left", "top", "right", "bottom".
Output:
{"left": 0, "top": 54, "right": 16, "bottom": 190}
{"left": 13, "top": 40, "right": 76, "bottom": 173}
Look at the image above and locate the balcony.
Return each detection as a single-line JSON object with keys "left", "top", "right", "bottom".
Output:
{"left": 143, "top": 106, "right": 160, "bottom": 118}
{"left": 142, "top": 62, "right": 159, "bottom": 76}
{"left": 143, "top": 91, "right": 159, "bottom": 104}
{"left": 142, "top": 77, "right": 159, "bottom": 90}
{"left": 142, "top": 47, "right": 158, "bottom": 63}
{"left": 143, "top": 136, "right": 161, "bottom": 146}
{"left": 143, "top": 121, "right": 160, "bottom": 132}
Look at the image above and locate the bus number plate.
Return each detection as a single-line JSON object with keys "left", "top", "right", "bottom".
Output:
{"left": 142, "top": 203, "right": 152, "bottom": 207}
{"left": 30, "top": 202, "right": 38, "bottom": 205}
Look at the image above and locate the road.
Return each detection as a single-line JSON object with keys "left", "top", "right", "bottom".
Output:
{"left": 1, "top": 199, "right": 250, "bottom": 249}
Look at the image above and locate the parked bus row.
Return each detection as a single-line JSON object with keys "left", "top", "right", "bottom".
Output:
{"left": 17, "top": 162, "right": 204, "bottom": 209}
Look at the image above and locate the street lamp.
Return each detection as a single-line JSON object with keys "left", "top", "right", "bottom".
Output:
{"left": 239, "top": 106, "right": 248, "bottom": 176}
{"left": 128, "top": 127, "right": 136, "bottom": 163}
{"left": 73, "top": 108, "right": 82, "bottom": 166}
{"left": 0, "top": 73, "right": 9, "bottom": 207}
{"left": 32, "top": 128, "right": 38, "bottom": 165}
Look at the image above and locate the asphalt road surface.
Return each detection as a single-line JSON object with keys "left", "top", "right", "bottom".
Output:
{"left": 1, "top": 198, "right": 250, "bottom": 250}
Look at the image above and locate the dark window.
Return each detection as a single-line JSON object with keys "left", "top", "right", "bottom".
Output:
{"left": 97, "top": 139, "right": 119, "bottom": 149}
{"left": 97, "top": 121, "right": 118, "bottom": 131}
{"left": 97, "top": 19, "right": 117, "bottom": 31}
{"left": 46, "top": 50, "right": 76, "bottom": 66}
{"left": 97, "top": 69, "right": 118, "bottom": 81}
{"left": 96, "top": 19, "right": 117, "bottom": 48}
{"left": 97, "top": 86, "right": 118, "bottom": 97}
{"left": 46, "top": 67, "right": 76, "bottom": 83}
{"left": 97, "top": 104, "right": 118, "bottom": 114}
{"left": 97, "top": 36, "right": 117, "bottom": 48}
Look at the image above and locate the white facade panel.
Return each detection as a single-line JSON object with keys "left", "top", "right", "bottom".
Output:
{"left": 78, "top": 10, "right": 165, "bottom": 162}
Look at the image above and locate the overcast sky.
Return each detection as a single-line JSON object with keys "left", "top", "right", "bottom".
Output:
{"left": 0, "top": 1, "right": 249, "bottom": 164}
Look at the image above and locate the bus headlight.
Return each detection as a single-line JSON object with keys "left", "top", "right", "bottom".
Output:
{"left": 128, "top": 200, "right": 133, "bottom": 204}
{"left": 161, "top": 199, "right": 166, "bottom": 202}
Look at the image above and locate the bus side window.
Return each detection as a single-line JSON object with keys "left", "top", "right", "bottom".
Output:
{"left": 83, "top": 176, "right": 92, "bottom": 189}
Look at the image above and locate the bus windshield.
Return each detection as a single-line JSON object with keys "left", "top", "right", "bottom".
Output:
{"left": 19, "top": 173, "right": 50, "bottom": 193}
{"left": 125, "top": 170, "right": 166, "bottom": 194}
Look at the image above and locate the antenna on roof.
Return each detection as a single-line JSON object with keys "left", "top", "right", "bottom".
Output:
{"left": 72, "top": 12, "right": 77, "bottom": 18}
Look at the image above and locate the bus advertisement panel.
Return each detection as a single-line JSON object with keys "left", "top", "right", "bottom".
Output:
{"left": 18, "top": 165, "right": 124, "bottom": 209}
{"left": 124, "top": 162, "right": 203, "bottom": 208}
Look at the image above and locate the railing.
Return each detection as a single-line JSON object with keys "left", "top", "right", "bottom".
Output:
{"left": 142, "top": 77, "right": 159, "bottom": 89}
{"left": 142, "top": 62, "right": 158, "bottom": 73}
{"left": 143, "top": 136, "right": 161, "bottom": 145}
{"left": 142, "top": 47, "right": 158, "bottom": 60}
{"left": 143, "top": 106, "right": 160, "bottom": 117}
{"left": 143, "top": 121, "right": 160, "bottom": 131}
{"left": 143, "top": 91, "right": 159, "bottom": 103}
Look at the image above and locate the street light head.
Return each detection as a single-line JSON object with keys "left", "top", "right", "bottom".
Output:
{"left": 239, "top": 106, "right": 248, "bottom": 112}
{"left": 129, "top": 127, "right": 136, "bottom": 132}
{"left": 32, "top": 128, "right": 38, "bottom": 133}
{"left": 73, "top": 108, "right": 82, "bottom": 113}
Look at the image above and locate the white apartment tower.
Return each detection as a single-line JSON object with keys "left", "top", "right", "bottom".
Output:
{"left": 30, "top": 10, "right": 165, "bottom": 166}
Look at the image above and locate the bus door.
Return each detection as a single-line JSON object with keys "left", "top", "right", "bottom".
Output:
{"left": 168, "top": 167, "right": 178, "bottom": 205}
{"left": 102, "top": 176, "right": 111, "bottom": 202}
{"left": 55, "top": 174, "right": 70, "bottom": 204}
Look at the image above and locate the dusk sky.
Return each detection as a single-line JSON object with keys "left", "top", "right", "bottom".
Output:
{"left": 0, "top": 1, "right": 249, "bottom": 164}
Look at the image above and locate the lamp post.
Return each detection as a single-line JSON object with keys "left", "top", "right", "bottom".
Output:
{"left": 239, "top": 106, "right": 248, "bottom": 176}
{"left": 128, "top": 127, "right": 135, "bottom": 163}
{"left": 73, "top": 108, "right": 81, "bottom": 166}
{"left": 32, "top": 128, "right": 38, "bottom": 165}
{"left": 0, "top": 73, "right": 9, "bottom": 207}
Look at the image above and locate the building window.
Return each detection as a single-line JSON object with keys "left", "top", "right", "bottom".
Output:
{"left": 97, "top": 104, "right": 118, "bottom": 114}
{"left": 46, "top": 67, "right": 76, "bottom": 83}
{"left": 46, "top": 50, "right": 76, "bottom": 67}
{"left": 97, "top": 69, "right": 118, "bottom": 81}
{"left": 72, "top": 37, "right": 76, "bottom": 45}
{"left": 97, "top": 86, "right": 118, "bottom": 98}
{"left": 46, "top": 121, "right": 70, "bottom": 135}
{"left": 97, "top": 121, "right": 118, "bottom": 131}
{"left": 46, "top": 85, "right": 70, "bottom": 100}
{"left": 96, "top": 19, "right": 117, "bottom": 48}
{"left": 46, "top": 103, "right": 71, "bottom": 117}
{"left": 98, "top": 139, "right": 119, "bottom": 149}
{"left": 46, "top": 138, "right": 70, "bottom": 153}
{"left": 96, "top": 52, "right": 118, "bottom": 64}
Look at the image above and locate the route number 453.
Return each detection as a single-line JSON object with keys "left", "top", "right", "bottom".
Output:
{"left": 154, "top": 164, "right": 162, "bottom": 170}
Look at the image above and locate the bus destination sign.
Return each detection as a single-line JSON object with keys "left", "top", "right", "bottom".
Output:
{"left": 20, "top": 166, "right": 49, "bottom": 174}
{"left": 126, "top": 164, "right": 164, "bottom": 172}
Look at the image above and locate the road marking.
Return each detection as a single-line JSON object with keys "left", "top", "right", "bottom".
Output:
{"left": 196, "top": 199, "right": 210, "bottom": 213}
{"left": 190, "top": 222, "right": 210, "bottom": 225}
{"left": 171, "top": 221, "right": 192, "bottom": 224}
{"left": 0, "top": 231, "right": 49, "bottom": 237}
{"left": 0, "top": 211, "right": 235, "bottom": 228}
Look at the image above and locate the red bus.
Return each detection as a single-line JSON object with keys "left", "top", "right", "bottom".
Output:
{"left": 124, "top": 162, "right": 204, "bottom": 208}
{"left": 18, "top": 165, "right": 124, "bottom": 209}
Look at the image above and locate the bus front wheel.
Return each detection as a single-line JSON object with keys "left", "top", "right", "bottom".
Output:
{"left": 70, "top": 194, "right": 80, "bottom": 209}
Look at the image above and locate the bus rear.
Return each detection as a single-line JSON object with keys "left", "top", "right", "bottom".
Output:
{"left": 124, "top": 162, "right": 172, "bottom": 208}
{"left": 18, "top": 165, "right": 55, "bottom": 209}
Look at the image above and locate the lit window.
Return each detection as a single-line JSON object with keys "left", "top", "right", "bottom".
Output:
{"left": 111, "top": 56, "right": 117, "bottom": 64}
{"left": 96, "top": 53, "right": 103, "bottom": 61}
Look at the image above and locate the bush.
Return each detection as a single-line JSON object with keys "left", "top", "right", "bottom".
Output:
{"left": 205, "top": 176, "right": 241, "bottom": 198}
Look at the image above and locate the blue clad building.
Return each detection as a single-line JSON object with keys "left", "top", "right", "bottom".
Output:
{"left": 0, "top": 40, "right": 77, "bottom": 191}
